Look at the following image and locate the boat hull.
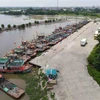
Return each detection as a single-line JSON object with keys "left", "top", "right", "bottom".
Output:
{"left": 0, "top": 64, "right": 32, "bottom": 74}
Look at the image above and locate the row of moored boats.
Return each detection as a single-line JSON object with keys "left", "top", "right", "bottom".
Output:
{"left": 0, "top": 20, "right": 90, "bottom": 74}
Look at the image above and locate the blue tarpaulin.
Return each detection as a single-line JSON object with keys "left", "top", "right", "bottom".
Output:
{"left": 45, "top": 69, "right": 57, "bottom": 76}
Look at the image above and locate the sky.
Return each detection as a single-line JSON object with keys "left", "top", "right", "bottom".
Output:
{"left": 0, "top": 0, "right": 100, "bottom": 7}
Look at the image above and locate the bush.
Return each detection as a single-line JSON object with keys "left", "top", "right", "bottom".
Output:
{"left": 26, "top": 23, "right": 29, "bottom": 27}
{"left": 42, "top": 81, "right": 45, "bottom": 87}
{"left": 29, "top": 22, "right": 31, "bottom": 26}
{"left": 87, "top": 34, "right": 100, "bottom": 85}
{"left": 50, "top": 92, "right": 55, "bottom": 100}
{"left": 53, "top": 19, "right": 55, "bottom": 22}
{"left": 18, "top": 25, "right": 21, "bottom": 29}
{"left": 7, "top": 24, "right": 11, "bottom": 29}
{"left": 13, "top": 25, "right": 17, "bottom": 28}
{"left": 1, "top": 24, "right": 4, "bottom": 28}
{"left": 0, "top": 28, "right": 2, "bottom": 31}
{"left": 87, "top": 44, "right": 100, "bottom": 71}
{"left": 96, "top": 34, "right": 100, "bottom": 43}
{"left": 87, "top": 65, "right": 100, "bottom": 85}
{"left": 34, "top": 21, "right": 39, "bottom": 24}
{"left": 21, "top": 24, "right": 25, "bottom": 28}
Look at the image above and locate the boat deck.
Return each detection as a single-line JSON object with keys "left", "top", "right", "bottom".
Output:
{"left": 0, "top": 80, "right": 25, "bottom": 99}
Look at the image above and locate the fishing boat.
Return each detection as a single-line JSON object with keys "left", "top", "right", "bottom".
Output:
{"left": 19, "top": 54, "right": 31, "bottom": 63}
{"left": 36, "top": 37, "right": 50, "bottom": 52}
{"left": 0, "top": 74, "right": 25, "bottom": 99}
{"left": 21, "top": 40, "right": 28, "bottom": 46}
{"left": 7, "top": 59, "right": 32, "bottom": 73}
{"left": 36, "top": 44, "right": 49, "bottom": 52}
{"left": 0, "top": 57, "right": 32, "bottom": 73}
{"left": 26, "top": 49, "right": 37, "bottom": 58}
{"left": 14, "top": 48, "right": 24, "bottom": 55}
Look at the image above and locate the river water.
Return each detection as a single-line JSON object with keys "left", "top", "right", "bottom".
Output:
{"left": 0, "top": 14, "right": 84, "bottom": 100}
{"left": 0, "top": 75, "right": 29, "bottom": 100}
{"left": 0, "top": 14, "right": 67, "bottom": 27}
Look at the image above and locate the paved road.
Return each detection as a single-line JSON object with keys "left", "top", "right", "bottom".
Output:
{"left": 30, "top": 22, "right": 100, "bottom": 100}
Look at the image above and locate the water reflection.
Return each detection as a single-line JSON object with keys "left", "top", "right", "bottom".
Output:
{"left": 0, "top": 77, "right": 29, "bottom": 100}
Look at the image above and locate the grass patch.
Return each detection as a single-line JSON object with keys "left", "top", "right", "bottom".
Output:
{"left": 36, "top": 52, "right": 42, "bottom": 57}
{"left": 87, "top": 65, "right": 100, "bottom": 85}
{"left": 19, "top": 68, "right": 49, "bottom": 100}
{"left": 50, "top": 92, "right": 56, "bottom": 100}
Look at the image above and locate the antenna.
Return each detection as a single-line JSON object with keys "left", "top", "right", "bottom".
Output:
{"left": 57, "top": 0, "right": 59, "bottom": 10}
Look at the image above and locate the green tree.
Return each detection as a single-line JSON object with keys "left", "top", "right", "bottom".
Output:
{"left": 96, "top": 34, "right": 100, "bottom": 43}
{"left": 26, "top": 24, "right": 29, "bottom": 27}
{"left": 53, "top": 19, "right": 55, "bottom": 22}
{"left": 18, "top": 25, "right": 21, "bottom": 29}
{"left": 34, "top": 21, "right": 39, "bottom": 24}
{"left": 1, "top": 24, "right": 4, "bottom": 29}
{"left": 0, "top": 28, "right": 2, "bottom": 31}
{"left": 37, "top": 21, "right": 39, "bottom": 24}
{"left": 21, "top": 24, "right": 25, "bottom": 28}
{"left": 45, "top": 20, "right": 48, "bottom": 23}
{"left": 49, "top": 20, "right": 52, "bottom": 22}
{"left": 34, "top": 21, "right": 37, "bottom": 24}
{"left": 29, "top": 22, "right": 31, "bottom": 26}
{"left": 8, "top": 24, "right": 11, "bottom": 29}
{"left": 13, "top": 25, "right": 16, "bottom": 28}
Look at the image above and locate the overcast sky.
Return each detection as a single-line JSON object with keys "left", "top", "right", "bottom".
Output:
{"left": 0, "top": 0, "right": 100, "bottom": 7}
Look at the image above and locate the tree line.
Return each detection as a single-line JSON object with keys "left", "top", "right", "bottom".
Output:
{"left": 0, "top": 22, "right": 32, "bottom": 32}
{"left": 0, "top": 18, "right": 64, "bottom": 32}
{"left": 87, "top": 34, "right": 100, "bottom": 85}
{"left": 2, "top": 7, "right": 100, "bottom": 17}
{"left": 88, "top": 34, "right": 100, "bottom": 71}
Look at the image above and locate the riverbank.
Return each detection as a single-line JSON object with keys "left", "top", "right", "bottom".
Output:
{"left": 0, "top": 18, "right": 67, "bottom": 33}
{"left": 19, "top": 67, "right": 56, "bottom": 100}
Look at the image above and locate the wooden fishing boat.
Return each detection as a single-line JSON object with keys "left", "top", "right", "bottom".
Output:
{"left": 0, "top": 58, "right": 32, "bottom": 73}
{"left": 0, "top": 74, "right": 25, "bottom": 99}
{"left": 20, "top": 55, "right": 31, "bottom": 63}
{"left": 36, "top": 45, "right": 47, "bottom": 52}
{"left": 26, "top": 49, "right": 37, "bottom": 58}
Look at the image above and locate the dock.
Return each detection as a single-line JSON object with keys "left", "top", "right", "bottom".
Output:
{"left": 30, "top": 21, "right": 100, "bottom": 100}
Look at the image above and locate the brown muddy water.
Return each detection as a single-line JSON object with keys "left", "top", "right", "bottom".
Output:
{"left": 0, "top": 74, "right": 29, "bottom": 100}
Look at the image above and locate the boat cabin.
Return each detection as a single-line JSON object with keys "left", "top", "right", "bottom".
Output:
{"left": 0, "top": 57, "right": 9, "bottom": 69}
{"left": 8, "top": 59, "right": 24, "bottom": 68}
